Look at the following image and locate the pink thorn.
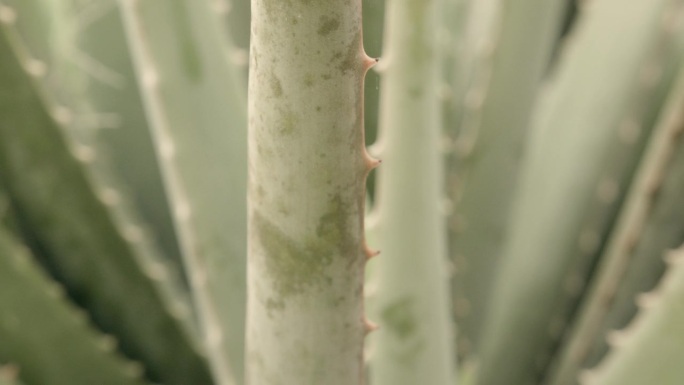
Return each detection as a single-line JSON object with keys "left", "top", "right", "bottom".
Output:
{"left": 362, "top": 54, "right": 379, "bottom": 72}
{"left": 364, "top": 154, "right": 382, "bottom": 171}
{"left": 364, "top": 318, "right": 380, "bottom": 334}
{"left": 364, "top": 242, "right": 381, "bottom": 260}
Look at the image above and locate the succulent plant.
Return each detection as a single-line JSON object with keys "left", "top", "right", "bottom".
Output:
{"left": 1, "top": 0, "right": 684, "bottom": 385}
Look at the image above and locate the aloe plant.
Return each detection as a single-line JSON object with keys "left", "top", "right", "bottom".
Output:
{"left": 3, "top": 0, "right": 684, "bottom": 384}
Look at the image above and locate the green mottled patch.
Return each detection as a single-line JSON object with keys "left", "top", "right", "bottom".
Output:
{"left": 265, "top": 297, "right": 285, "bottom": 317}
{"left": 278, "top": 110, "right": 298, "bottom": 135}
{"left": 381, "top": 298, "right": 417, "bottom": 339}
{"left": 270, "top": 72, "right": 283, "bottom": 97}
{"left": 261, "top": 0, "right": 279, "bottom": 23}
{"left": 283, "top": 0, "right": 314, "bottom": 6}
{"left": 304, "top": 73, "right": 315, "bottom": 87}
{"left": 408, "top": 87, "right": 423, "bottom": 99}
{"left": 329, "top": 296, "right": 345, "bottom": 307}
{"left": 252, "top": 194, "right": 356, "bottom": 300}
{"left": 276, "top": 201, "right": 290, "bottom": 216}
{"left": 254, "top": 184, "right": 266, "bottom": 200}
{"left": 337, "top": 31, "right": 361, "bottom": 74}
{"left": 318, "top": 16, "right": 340, "bottom": 36}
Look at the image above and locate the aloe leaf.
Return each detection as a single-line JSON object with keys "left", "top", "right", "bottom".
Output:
{"left": 48, "top": 0, "right": 184, "bottom": 273}
{"left": 0, "top": 221, "right": 149, "bottom": 385}
{"left": 246, "top": 0, "right": 373, "bottom": 383}
{"left": 575, "top": 31, "right": 684, "bottom": 369}
{"left": 580, "top": 245, "right": 684, "bottom": 385}
{"left": 546, "top": 61, "right": 684, "bottom": 385}
{"left": 368, "top": 0, "right": 456, "bottom": 384}
{"left": 477, "top": 1, "right": 684, "bottom": 383}
{"left": 117, "top": 0, "right": 249, "bottom": 382}
{"left": 1, "top": 0, "right": 190, "bottom": 305}
{"left": 0, "top": 7, "right": 212, "bottom": 384}
{"left": 439, "top": 0, "right": 468, "bottom": 141}
{"left": 449, "top": 0, "right": 566, "bottom": 357}
{"left": 583, "top": 146, "right": 684, "bottom": 368}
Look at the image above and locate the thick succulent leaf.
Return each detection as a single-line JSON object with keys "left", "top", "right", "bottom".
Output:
{"left": 118, "top": 0, "right": 248, "bottom": 382}
{"left": 580, "top": 246, "right": 684, "bottom": 385}
{"left": 0, "top": 7, "right": 213, "bottom": 385}
{"left": 477, "top": 0, "right": 684, "bottom": 383}
{"left": 448, "top": 0, "right": 566, "bottom": 357}
{"left": 0, "top": 221, "right": 149, "bottom": 385}
{"left": 547, "top": 62, "right": 684, "bottom": 385}
{"left": 368, "top": 0, "right": 456, "bottom": 384}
